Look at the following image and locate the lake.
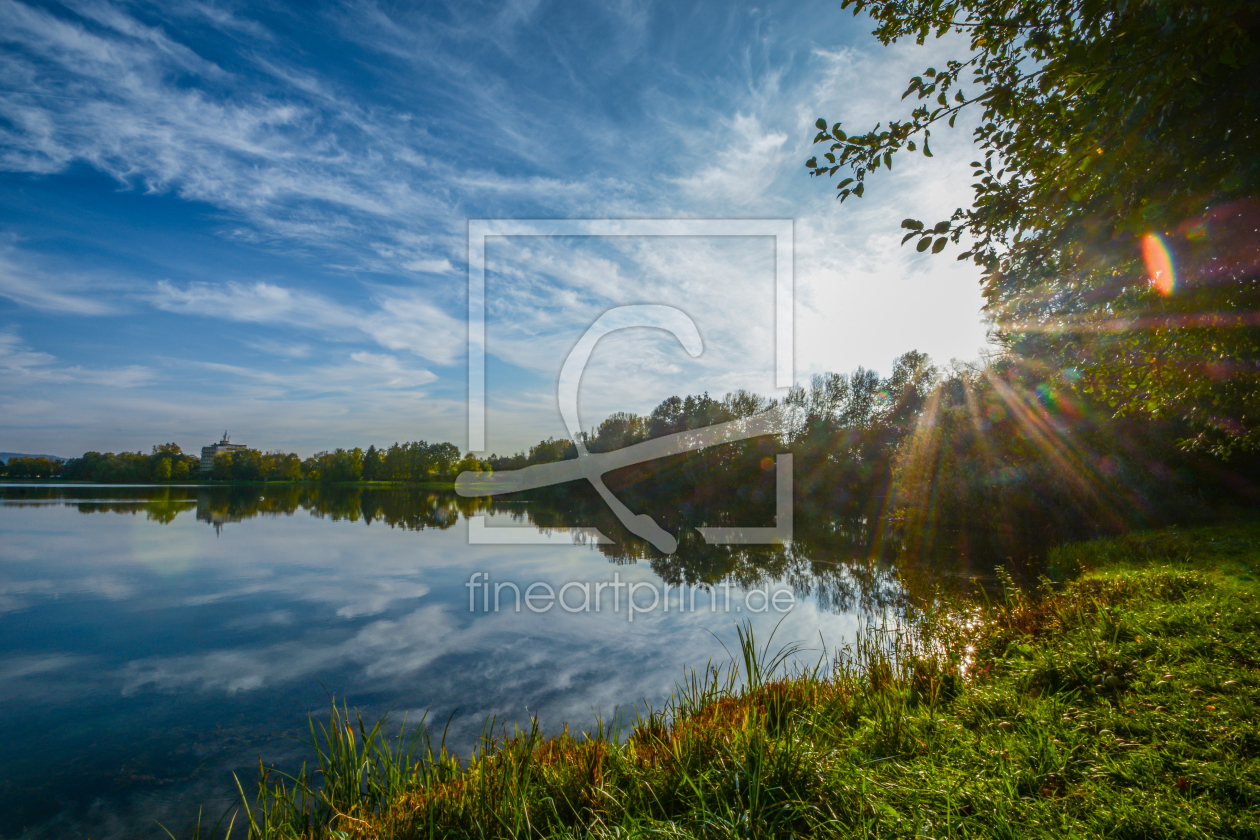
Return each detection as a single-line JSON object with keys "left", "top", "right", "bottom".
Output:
{"left": 0, "top": 483, "right": 911, "bottom": 839}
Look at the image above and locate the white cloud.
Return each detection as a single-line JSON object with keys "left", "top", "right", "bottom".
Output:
{"left": 189, "top": 351, "right": 437, "bottom": 395}
{"left": 0, "top": 246, "right": 119, "bottom": 314}
{"left": 0, "top": 328, "right": 153, "bottom": 387}
{"left": 152, "top": 280, "right": 356, "bottom": 327}
{"left": 242, "top": 338, "right": 312, "bottom": 358}
{"left": 673, "top": 113, "right": 789, "bottom": 208}
{"left": 401, "top": 258, "right": 455, "bottom": 274}
{"left": 151, "top": 279, "right": 464, "bottom": 365}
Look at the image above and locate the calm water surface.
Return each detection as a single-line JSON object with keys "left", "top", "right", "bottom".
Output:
{"left": 0, "top": 484, "right": 906, "bottom": 839}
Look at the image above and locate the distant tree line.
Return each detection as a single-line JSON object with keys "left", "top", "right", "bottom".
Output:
{"left": 487, "top": 348, "right": 1254, "bottom": 559}
{"left": 1, "top": 439, "right": 491, "bottom": 484}
{"left": 1, "top": 444, "right": 201, "bottom": 482}
{"left": 294, "top": 441, "right": 483, "bottom": 483}
{"left": 204, "top": 441, "right": 493, "bottom": 483}
{"left": 0, "top": 456, "right": 65, "bottom": 479}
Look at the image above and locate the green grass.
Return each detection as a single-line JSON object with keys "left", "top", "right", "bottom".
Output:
{"left": 191, "top": 521, "right": 1260, "bottom": 839}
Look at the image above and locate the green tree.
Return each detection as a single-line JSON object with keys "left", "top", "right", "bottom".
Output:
{"left": 315, "top": 448, "right": 363, "bottom": 482}
{"left": 526, "top": 437, "right": 577, "bottom": 466}
{"left": 363, "top": 444, "right": 381, "bottom": 481}
{"left": 3, "top": 456, "right": 59, "bottom": 478}
{"left": 456, "top": 453, "right": 485, "bottom": 475}
{"left": 380, "top": 443, "right": 404, "bottom": 481}
{"left": 586, "top": 411, "right": 649, "bottom": 453}
{"left": 808, "top": 0, "right": 1260, "bottom": 454}
{"left": 230, "top": 448, "right": 263, "bottom": 481}
{"left": 261, "top": 451, "right": 301, "bottom": 481}
{"left": 211, "top": 452, "right": 234, "bottom": 480}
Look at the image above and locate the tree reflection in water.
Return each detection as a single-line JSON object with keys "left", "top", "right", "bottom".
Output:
{"left": 1, "top": 482, "right": 1058, "bottom": 617}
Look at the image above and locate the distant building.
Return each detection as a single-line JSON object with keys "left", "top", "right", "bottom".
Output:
{"left": 200, "top": 432, "right": 248, "bottom": 473}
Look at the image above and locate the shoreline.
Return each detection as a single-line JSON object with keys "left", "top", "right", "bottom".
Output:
{"left": 211, "top": 519, "right": 1260, "bottom": 838}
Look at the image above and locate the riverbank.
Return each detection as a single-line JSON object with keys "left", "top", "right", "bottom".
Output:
{"left": 221, "top": 521, "right": 1260, "bottom": 839}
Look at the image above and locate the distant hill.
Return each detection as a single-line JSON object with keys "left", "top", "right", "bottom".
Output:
{"left": 0, "top": 452, "right": 68, "bottom": 464}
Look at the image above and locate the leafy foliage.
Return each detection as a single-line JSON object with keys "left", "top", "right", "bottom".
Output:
{"left": 58, "top": 444, "right": 199, "bottom": 483}
{"left": 808, "top": 0, "right": 1260, "bottom": 455}
{"left": 886, "top": 356, "right": 1234, "bottom": 562}
{"left": 0, "top": 455, "right": 64, "bottom": 479}
{"left": 212, "top": 450, "right": 303, "bottom": 481}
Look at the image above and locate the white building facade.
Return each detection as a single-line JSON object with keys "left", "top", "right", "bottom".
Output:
{"left": 200, "top": 432, "right": 248, "bottom": 472}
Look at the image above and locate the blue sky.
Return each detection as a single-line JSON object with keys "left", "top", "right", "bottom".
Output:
{"left": 0, "top": 0, "right": 991, "bottom": 457}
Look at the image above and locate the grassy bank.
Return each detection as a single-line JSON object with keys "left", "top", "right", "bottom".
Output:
{"left": 201, "top": 522, "right": 1260, "bottom": 839}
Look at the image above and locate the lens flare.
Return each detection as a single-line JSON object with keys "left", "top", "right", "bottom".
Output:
{"left": 1141, "top": 232, "right": 1176, "bottom": 295}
